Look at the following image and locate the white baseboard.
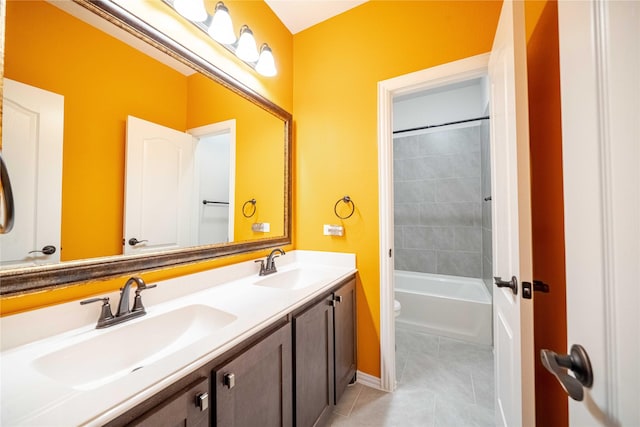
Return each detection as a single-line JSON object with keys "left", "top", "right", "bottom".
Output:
{"left": 355, "top": 370, "right": 383, "bottom": 390}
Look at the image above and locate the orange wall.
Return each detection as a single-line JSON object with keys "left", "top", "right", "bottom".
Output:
{"left": 292, "top": 1, "right": 502, "bottom": 377}
{"left": 1, "top": 0, "right": 293, "bottom": 315}
{"left": 525, "top": 1, "right": 568, "bottom": 425}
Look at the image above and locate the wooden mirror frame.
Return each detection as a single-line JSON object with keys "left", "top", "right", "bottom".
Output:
{"left": 0, "top": 0, "right": 292, "bottom": 296}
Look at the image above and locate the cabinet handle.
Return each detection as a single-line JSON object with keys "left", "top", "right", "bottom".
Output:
{"left": 196, "top": 392, "right": 209, "bottom": 411}
{"left": 335, "top": 295, "right": 343, "bottom": 303}
{"left": 223, "top": 373, "right": 235, "bottom": 389}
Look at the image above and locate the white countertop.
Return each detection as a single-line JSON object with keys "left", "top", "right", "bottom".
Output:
{"left": 0, "top": 250, "right": 356, "bottom": 426}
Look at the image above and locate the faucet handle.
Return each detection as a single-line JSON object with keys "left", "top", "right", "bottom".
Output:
{"left": 255, "top": 259, "right": 266, "bottom": 273}
{"left": 80, "top": 297, "right": 115, "bottom": 328}
{"left": 131, "top": 284, "right": 157, "bottom": 313}
{"left": 80, "top": 297, "right": 109, "bottom": 305}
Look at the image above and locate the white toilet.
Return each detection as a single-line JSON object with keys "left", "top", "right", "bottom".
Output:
{"left": 394, "top": 299, "right": 401, "bottom": 318}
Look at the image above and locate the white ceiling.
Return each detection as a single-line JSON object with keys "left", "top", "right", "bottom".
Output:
{"left": 264, "top": 0, "right": 369, "bottom": 34}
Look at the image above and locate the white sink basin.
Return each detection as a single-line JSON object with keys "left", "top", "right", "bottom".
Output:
{"left": 32, "top": 305, "right": 236, "bottom": 391}
{"left": 253, "top": 268, "right": 335, "bottom": 291}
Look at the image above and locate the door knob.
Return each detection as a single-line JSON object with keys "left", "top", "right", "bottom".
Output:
{"left": 494, "top": 276, "right": 518, "bottom": 295}
{"left": 28, "top": 245, "right": 56, "bottom": 255}
{"left": 540, "top": 344, "right": 593, "bottom": 401}
{"left": 128, "top": 237, "right": 148, "bottom": 246}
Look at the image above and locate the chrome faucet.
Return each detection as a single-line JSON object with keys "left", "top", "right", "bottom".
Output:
{"left": 256, "top": 248, "right": 286, "bottom": 276}
{"left": 81, "top": 276, "right": 157, "bottom": 328}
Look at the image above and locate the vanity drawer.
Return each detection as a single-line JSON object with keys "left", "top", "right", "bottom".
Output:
{"left": 130, "top": 377, "right": 210, "bottom": 427}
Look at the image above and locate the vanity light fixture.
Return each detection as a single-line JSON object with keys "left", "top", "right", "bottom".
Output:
{"left": 173, "top": 0, "right": 208, "bottom": 22}
{"left": 163, "top": 0, "right": 277, "bottom": 77}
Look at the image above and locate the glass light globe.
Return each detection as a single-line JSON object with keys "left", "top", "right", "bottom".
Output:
{"left": 208, "top": 2, "right": 236, "bottom": 44}
{"left": 235, "top": 25, "right": 259, "bottom": 62}
{"left": 256, "top": 44, "right": 277, "bottom": 77}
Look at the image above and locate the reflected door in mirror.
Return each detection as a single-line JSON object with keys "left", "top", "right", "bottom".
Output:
{"left": 124, "top": 116, "right": 196, "bottom": 255}
{"left": 0, "top": 79, "right": 63, "bottom": 268}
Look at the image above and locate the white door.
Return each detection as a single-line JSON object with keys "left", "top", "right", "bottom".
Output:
{"left": 123, "top": 116, "right": 195, "bottom": 255}
{"left": 0, "top": 79, "right": 64, "bottom": 267}
{"left": 557, "top": 1, "right": 640, "bottom": 425}
{"left": 488, "top": 1, "right": 535, "bottom": 426}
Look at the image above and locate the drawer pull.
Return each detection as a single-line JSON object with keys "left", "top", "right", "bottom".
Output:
{"left": 196, "top": 392, "right": 209, "bottom": 411}
{"left": 224, "top": 373, "right": 235, "bottom": 389}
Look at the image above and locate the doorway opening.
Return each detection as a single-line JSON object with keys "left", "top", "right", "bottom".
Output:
{"left": 378, "top": 55, "right": 494, "bottom": 405}
{"left": 392, "top": 77, "right": 493, "bottom": 337}
{"left": 189, "top": 120, "right": 237, "bottom": 246}
{"left": 394, "top": 76, "right": 495, "bottom": 420}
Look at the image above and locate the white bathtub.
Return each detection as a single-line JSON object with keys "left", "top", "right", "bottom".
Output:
{"left": 394, "top": 271, "right": 493, "bottom": 345}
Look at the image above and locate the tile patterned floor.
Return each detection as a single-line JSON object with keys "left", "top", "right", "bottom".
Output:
{"left": 329, "top": 327, "right": 495, "bottom": 426}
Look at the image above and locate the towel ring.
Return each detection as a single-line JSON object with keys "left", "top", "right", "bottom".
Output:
{"left": 242, "top": 199, "right": 257, "bottom": 218}
{"left": 0, "top": 155, "right": 15, "bottom": 234}
{"left": 334, "top": 196, "right": 355, "bottom": 219}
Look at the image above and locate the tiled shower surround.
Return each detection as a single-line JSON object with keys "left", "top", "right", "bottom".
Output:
{"left": 394, "top": 125, "right": 488, "bottom": 278}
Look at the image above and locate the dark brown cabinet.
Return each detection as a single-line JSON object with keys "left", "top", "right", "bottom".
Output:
{"left": 105, "top": 274, "right": 356, "bottom": 427}
{"left": 129, "top": 377, "right": 210, "bottom": 427}
{"left": 293, "top": 278, "right": 357, "bottom": 427}
{"left": 214, "top": 323, "right": 292, "bottom": 427}
{"left": 333, "top": 278, "right": 356, "bottom": 404}
{"left": 293, "top": 294, "right": 335, "bottom": 427}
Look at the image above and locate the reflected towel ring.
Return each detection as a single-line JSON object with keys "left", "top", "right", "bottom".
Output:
{"left": 0, "top": 154, "right": 15, "bottom": 234}
{"left": 242, "top": 199, "right": 257, "bottom": 218}
{"left": 334, "top": 196, "right": 355, "bottom": 219}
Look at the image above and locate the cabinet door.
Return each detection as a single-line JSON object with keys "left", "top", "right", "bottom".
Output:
{"left": 214, "top": 323, "right": 292, "bottom": 427}
{"left": 294, "top": 296, "right": 334, "bottom": 427}
{"left": 333, "top": 278, "right": 356, "bottom": 404}
{"left": 131, "top": 377, "right": 209, "bottom": 427}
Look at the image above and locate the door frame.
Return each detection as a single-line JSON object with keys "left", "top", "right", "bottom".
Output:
{"left": 377, "top": 53, "right": 490, "bottom": 392}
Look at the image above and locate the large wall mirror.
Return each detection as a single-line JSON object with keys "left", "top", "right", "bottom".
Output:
{"left": 0, "top": 0, "right": 292, "bottom": 295}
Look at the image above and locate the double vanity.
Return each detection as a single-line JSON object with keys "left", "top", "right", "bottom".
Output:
{"left": 0, "top": 250, "right": 357, "bottom": 426}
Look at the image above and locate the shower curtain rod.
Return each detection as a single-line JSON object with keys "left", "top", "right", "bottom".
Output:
{"left": 393, "top": 115, "right": 490, "bottom": 135}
